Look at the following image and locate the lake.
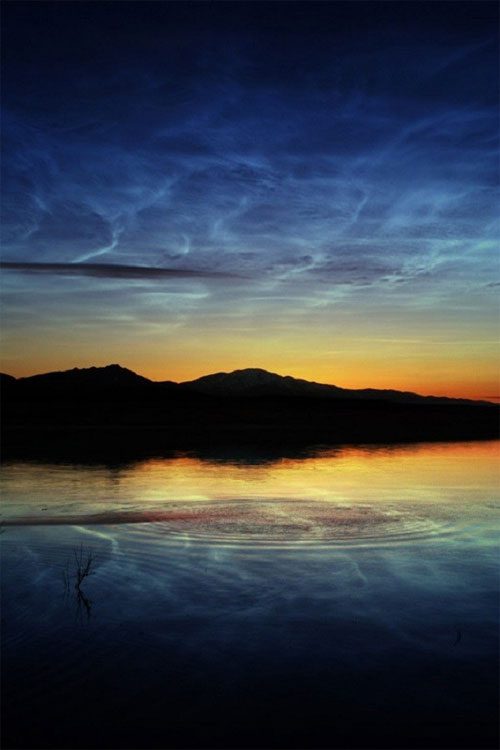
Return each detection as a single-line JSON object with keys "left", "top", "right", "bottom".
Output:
{"left": 1, "top": 440, "right": 498, "bottom": 749}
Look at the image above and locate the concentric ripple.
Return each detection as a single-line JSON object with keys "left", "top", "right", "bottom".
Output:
{"left": 4, "top": 499, "right": 453, "bottom": 549}
{"left": 138, "top": 500, "right": 452, "bottom": 549}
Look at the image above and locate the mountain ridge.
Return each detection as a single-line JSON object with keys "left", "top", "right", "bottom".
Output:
{"left": 2, "top": 363, "right": 495, "bottom": 406}
{"left": 3, "top": 363, "right": 498, "bottom": 458}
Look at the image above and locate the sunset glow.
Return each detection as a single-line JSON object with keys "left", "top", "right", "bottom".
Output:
{"left": 1, "top": 2, "right": 499, "bottom": 399}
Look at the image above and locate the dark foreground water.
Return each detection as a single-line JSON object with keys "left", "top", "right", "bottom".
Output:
{"left": 1, "top": 442, "right": 498, "bottom": 749}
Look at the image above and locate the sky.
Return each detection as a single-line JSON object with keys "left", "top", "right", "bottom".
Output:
{"left": 1, "top": 1, "right": 499, "bottom": 398}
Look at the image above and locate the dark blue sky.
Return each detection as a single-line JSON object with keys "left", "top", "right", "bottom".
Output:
{"left": 1, "top": 2, "right": 498, "bottom": 395}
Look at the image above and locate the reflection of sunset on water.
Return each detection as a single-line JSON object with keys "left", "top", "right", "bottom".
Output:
{"left": 2, "top": 441, "right": 498, "bottom": 527}
{"left": 121, "top": 440, "right": 500, "bottom": 502}
{"left": 2, "top": 440, "right": 498, "bottom": 750}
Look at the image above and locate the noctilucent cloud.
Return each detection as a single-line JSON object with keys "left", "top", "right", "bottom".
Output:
{"left": 1, "top": 2, "right": 499, "bottom": 397}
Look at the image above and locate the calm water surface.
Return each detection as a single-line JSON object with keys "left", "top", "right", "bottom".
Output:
{"left": 1, "top": 441, "right": 498, "bottom": 748}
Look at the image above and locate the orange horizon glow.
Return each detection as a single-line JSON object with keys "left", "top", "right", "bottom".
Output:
{"left": 2, "top": 2, "right": 498, "bottom": 420}
{"left": 3, "top": 355, "right": 499, "bottom": 402}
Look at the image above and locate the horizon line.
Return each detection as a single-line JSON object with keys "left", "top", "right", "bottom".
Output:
{"left": 2, "top": 362, "right": 498, "bottom": 405}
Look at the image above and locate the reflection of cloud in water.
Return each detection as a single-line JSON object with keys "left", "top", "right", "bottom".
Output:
{"left": 1, "top": 440, "right": 498, "bottom": 750}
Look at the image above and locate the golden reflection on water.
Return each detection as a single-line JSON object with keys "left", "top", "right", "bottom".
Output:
{"left": 2, "top": 441, "right": 498, "bottom": 523}
{"left": 130, "top": 440, "right": 500, "bottom": 502}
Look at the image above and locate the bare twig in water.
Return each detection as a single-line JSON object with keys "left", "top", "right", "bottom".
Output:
{"left": 76, "top": 587, "right": 92, "bottom": 621}
{"left": 62, "top": 546, "right": 95, "bottom": 621}
{"left": 74, "top": 545, "right": 94, "bottom": 590}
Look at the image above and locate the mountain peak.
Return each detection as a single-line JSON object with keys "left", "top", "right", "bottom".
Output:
{"left": 7, "top": 364, "right": 494, "bottom": 406}
{"left": 232, "top": 367, "right": 273, "bottom": 375}
{"left": 180, "top": 367, "right": 340, "bottom": 396}
{"left": 220, "top": 368, "right": 283, "bottom": 381}
{"left": 20, "top": 364, "right": 151, "bottom": 386}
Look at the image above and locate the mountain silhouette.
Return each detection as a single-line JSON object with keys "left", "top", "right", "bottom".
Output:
{"left": 2, "top": 364, "right": 498, "bottom": 461}
{"left": 17, "top": 364, "right": 151, "bottom": 388}
{"left": 179, "top": 367, "right": 486, "bottom": 405}
{"left": 180, "top": 368, "right": 344, "bottom": 397}
{"left": 7, "top": 363, "right": 493, "bottom": 406}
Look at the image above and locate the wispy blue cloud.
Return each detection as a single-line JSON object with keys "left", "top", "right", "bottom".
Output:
{"left": 1, "top": 1, "right": 498, "bottom": 388}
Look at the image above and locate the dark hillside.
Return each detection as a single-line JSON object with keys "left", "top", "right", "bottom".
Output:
{"left": 2, "top": 366, "right": 498, "bottom": 462}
